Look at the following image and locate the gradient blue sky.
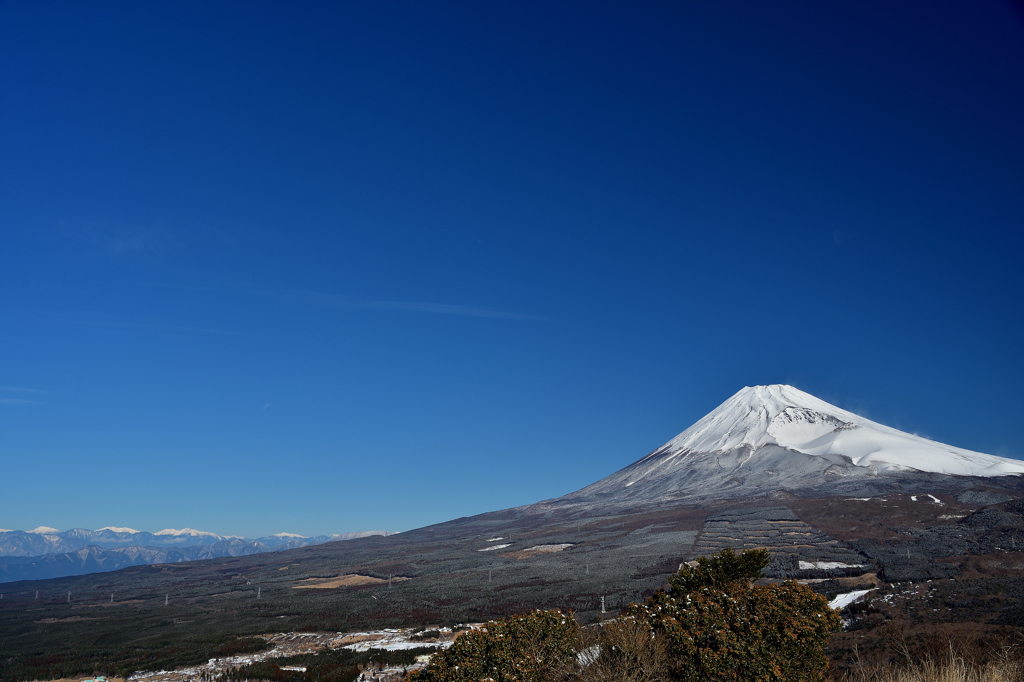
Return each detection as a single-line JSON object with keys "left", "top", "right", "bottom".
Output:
{"left": 2, "top": 1, "right": 1023, "bottom": 538}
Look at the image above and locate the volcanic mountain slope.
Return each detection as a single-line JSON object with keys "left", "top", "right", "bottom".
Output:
{"left": 555, "top": 385, "right": 1024, "bottom": 507}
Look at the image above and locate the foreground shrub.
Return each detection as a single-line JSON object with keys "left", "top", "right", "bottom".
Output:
{"left": 411, "top": 549, "right": 839, "bottom": 682}
{"left": 627, "top": 549, "right": 841, "bottom": 682}
{"left": 668, "top": 547, "right": 771, "bottom": 594}
{"left": 410, "top": 609, "right": 578, "bottom": 682}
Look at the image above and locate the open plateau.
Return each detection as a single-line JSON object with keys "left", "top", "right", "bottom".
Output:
{"left": 4, "top": 385, "right": 1024, "bottom": 681}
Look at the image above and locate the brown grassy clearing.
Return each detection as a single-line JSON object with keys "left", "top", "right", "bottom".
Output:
{"left": 292, "top": 574, "right": 409, "bottom": 589}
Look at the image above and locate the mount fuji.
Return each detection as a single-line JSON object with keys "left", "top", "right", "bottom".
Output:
{"left": 555, "top": 384, "right": 1024, "bottom": 507}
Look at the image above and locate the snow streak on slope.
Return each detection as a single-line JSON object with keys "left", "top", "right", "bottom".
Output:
{"left": 649, "top": 385, "right": 1024, "bottom": 477}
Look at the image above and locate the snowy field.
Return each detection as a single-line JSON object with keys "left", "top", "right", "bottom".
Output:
{"left": 126, "top": 627, "right": 472, "bottom": 682}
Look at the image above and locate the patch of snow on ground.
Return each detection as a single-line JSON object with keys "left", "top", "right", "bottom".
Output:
{"left": 578, "top": 645, "right": 601, "bottom": 666}
{"left": 927, "top": 494, "right": 942, "bottom": 503}
{"left": 344, "top": 638, "right": 443, "bottom": 652}
{"left": 798, "top": 561, "right": 864, "bottom": 570}
{"left": 342, "top": 626, "right": 472, "bottom": 655}
{"left": 485, "top": 537, "right": 503, "bottom": 542}
{"left": 127, "top": 627, "right": 471, "bottom": 682}
{"left": 911, "top": 496, "right": 918, "bottom": 501}
{"left": 829, "top": 589, "right": 875, "bottom": 610}
{"left": 478, "top": 544, "right": 510, "bottom": 551}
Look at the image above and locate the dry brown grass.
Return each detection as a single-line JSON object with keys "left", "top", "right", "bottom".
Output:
{"left": 838, "top": 657, "right": 1023, "bottom": 682}
{"left": 834, "top": 625, "right": 1024, "bottom": 682}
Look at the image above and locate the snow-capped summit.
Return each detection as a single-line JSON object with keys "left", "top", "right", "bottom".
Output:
{"left": 154, "top": 528, "right": 225, "bottom": 538}
{"left": 28, "top": 526, "right": 59, "bottom": 534}
{"left": 660, "top": 385, "right": 1024, "bottom": 476}
{"left": 98, "top": 526, "right": 140, "bottom": 534}
{"left": 558, "top": 384, "right": 1024, "bottom": 506}
{"left": 271, "top": 532, "right": 307, "bottom": 538}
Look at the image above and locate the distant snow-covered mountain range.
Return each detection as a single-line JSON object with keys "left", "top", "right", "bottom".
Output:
{"left": 0, "top": 527, "right": 392, "bottom": 583}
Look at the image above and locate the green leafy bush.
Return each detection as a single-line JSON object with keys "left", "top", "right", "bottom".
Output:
{"left": 626, "top": 549, "right": 841, "bottom": 682}
{"left": 667, "top": 547, "right": 770, "bottom": 594}
{"left": 412, "top": 550, "right": 839, "bottom": 682}
{"left": 411, "top": 610, "right": 578, "bottom": 682}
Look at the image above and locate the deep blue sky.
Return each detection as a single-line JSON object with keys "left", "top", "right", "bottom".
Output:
{"left": 2, "top": 1, "right": 1023, "bottom": 538}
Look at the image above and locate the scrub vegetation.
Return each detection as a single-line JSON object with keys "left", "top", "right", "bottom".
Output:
{"left": 412, "top": 548, "right": 841, "bottom": 682}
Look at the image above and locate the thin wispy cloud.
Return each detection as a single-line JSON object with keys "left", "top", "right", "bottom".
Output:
{"left": 273, "top": 288, "right": 535, "bottom": 320}
{"left": 328, "top": 297, "right": 533, "bottom": 319}
{"left": 152, "top": 282, "right": 540, "bottom": 319}
{"left": 150, "top": 282, "right": 536, "bottom": 320}
{"left": 0, "top": 386, "right": 45, "bottom": 406}
{"left": 0, "top": 397, "right": 40, "bottom": 405}
{"left": 64, "top": 319, "right": 247, "bottom": 336}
